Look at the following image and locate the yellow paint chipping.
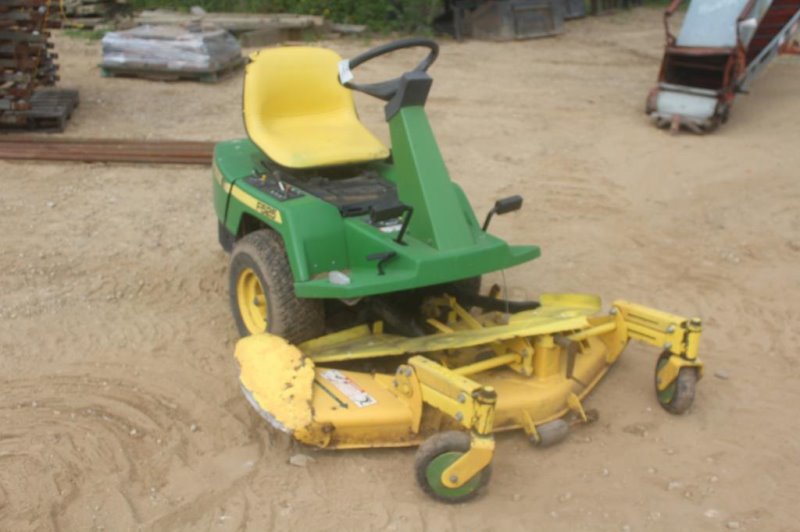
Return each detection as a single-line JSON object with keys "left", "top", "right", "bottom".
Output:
{"left": 235, "top": 334, "right": 315, "bottom": 431}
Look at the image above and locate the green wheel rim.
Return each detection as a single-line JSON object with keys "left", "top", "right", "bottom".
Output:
{"left": 656, "top": 357, "right": 677, "bottom": 404}
{"left": 425, "top": 451, "right": 483, "bottom": 500}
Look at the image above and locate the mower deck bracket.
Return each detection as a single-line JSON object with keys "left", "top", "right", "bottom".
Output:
{"left": 567, "top": 392, "right": 589, "bottom": 423}
{"left": 393, "top": 364, "right": 424, "bottom": 433}
{"left": 613, "top": 301, "right": 703, "bottom": 358}
{"left": 441, "top": 432, "right": 495, "bottom": 489}
{"left": 656, "top": 356, "right": 701, "bottom": 391}
{"left": 409, "top": 355, "right": 497, "bottom": 434}
{"left": 452, "top": 300, "right": 483, "bottom": 330}
{"left": 568, "top": 321, "right": 617, "bottom": 342}
{"left": 505, "top": 336, "right": 535, "bottom": 376}
{"left": 613, "top": 301, "right": 704, "bottom": 387}
{"left": 452, "top": 353, "right": 521, "bottom": 377}
{"left": 426, "top": 318, "right": 455, "bottom": 333}
{"left": 519, "top": 410, "right": 540, "bottom": 441}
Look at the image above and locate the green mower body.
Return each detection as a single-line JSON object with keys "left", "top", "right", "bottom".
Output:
{"left": 213, "top": 96, "right": 539, "bottom": 300}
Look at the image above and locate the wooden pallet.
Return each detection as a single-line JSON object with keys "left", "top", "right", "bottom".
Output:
{"left": 0, "top": 89, "right": 79, "bottom": 132}
{"left": 99, "top": 56, "right": 244, "bottom": 83}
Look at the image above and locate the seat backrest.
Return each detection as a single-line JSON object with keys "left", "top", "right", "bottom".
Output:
{"left": 244, "top": 47, "right": 355, "bottom": 125}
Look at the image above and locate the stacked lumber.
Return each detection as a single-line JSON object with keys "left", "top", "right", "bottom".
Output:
{"left": 134, "top": 9, "right": 324, "bottom": 32}
{"left": 133, "top": 9, "right": 325, "bottom": 43}
{"left": 61, "top": 0, "right": 129, "bottom": 29}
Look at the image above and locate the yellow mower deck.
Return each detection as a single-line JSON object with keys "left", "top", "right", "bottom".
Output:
{"left": 236, "top": 293, "right": 703, "bottom": 501}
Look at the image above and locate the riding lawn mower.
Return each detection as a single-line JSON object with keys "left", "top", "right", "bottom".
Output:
{"left": 211, "top": 38, "right": 704, "bottom": 502}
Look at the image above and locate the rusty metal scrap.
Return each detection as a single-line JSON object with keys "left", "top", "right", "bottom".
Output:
{"left": 0, "top": 136, "right": 215, "bottom": 164}
{"left": 0, "top": 0, "right": 61, "bottom": 123}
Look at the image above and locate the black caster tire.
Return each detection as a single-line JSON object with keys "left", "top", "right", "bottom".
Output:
{"left": 529, "top": 418, "right": 570, "bottom": 447}
{"left": 414, "top": 431, "right": 491, "bottom": 503}
{"left": 655, "top": 352, "right": 697, "bottom": 415}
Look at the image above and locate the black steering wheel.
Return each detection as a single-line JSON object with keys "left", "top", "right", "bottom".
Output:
{"left": 338, "top": 38, "right": 439, "bottom": 102}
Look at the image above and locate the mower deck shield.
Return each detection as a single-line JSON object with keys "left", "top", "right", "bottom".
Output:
{"left": 235, "top": 294, "right": 704, "bottom": 449}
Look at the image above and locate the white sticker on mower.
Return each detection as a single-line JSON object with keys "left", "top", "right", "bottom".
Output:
{"left": 338, "top": 60, "right": 354, "bottom": 84}
{"left": 320, "top": 369, "right": 377, "bottom": 408}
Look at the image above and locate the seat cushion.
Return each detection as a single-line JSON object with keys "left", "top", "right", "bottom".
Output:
{"left": 243, "top": 47, "right": 390, "bottom": 169}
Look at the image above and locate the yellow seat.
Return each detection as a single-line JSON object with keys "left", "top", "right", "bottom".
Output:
{"left": 243, "top": 47, "right": 390, "bottom": 169}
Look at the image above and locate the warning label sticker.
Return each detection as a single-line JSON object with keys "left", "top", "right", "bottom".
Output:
{"left": 320, "top": 369, "right": 377, "bottom": 408}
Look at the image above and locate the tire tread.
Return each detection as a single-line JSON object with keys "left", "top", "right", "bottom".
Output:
{"left": 229, "top": 230, "right": 324, "bottom": 344}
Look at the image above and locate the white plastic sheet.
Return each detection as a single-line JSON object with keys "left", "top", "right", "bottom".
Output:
{"left": 101, "top": 24, "right": 242, "bottom": 72}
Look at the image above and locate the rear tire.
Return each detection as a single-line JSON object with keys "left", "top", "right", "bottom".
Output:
{"left": 229, "top": 230, "right": 324, "bottom": 344}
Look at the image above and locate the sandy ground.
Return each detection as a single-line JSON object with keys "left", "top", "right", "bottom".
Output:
{"left": 2, "top": 8, "right": 799, "bottom": 531}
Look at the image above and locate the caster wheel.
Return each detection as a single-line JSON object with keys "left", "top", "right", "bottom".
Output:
{"left": 414, "top": 431, "right": 491, "bottom": 503}
{"left": 655, "top": 352, "right": 697, "bottom": 415}
{"left": 529, "top": 418, "right": 569, "bottom": 447}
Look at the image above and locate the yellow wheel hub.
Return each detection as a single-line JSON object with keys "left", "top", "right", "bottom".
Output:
{"left": 236, "top": 267, "right": 268, "bottom": 334}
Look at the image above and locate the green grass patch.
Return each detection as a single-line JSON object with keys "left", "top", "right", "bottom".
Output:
{"left": 63, "top": 28, "right": 107, "bottom": 41}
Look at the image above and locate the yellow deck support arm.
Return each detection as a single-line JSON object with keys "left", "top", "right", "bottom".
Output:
{"left": 452, "top": 353, "right": 521, "bottom": 377}
{"left": 613, "top": 300, "right": 702, "bottom": 358}
{"left": 612, "top": 300, "right": 704, "bottom": 390}
{"left": 409, "top": 355, "right": 497, "bottom": 488}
